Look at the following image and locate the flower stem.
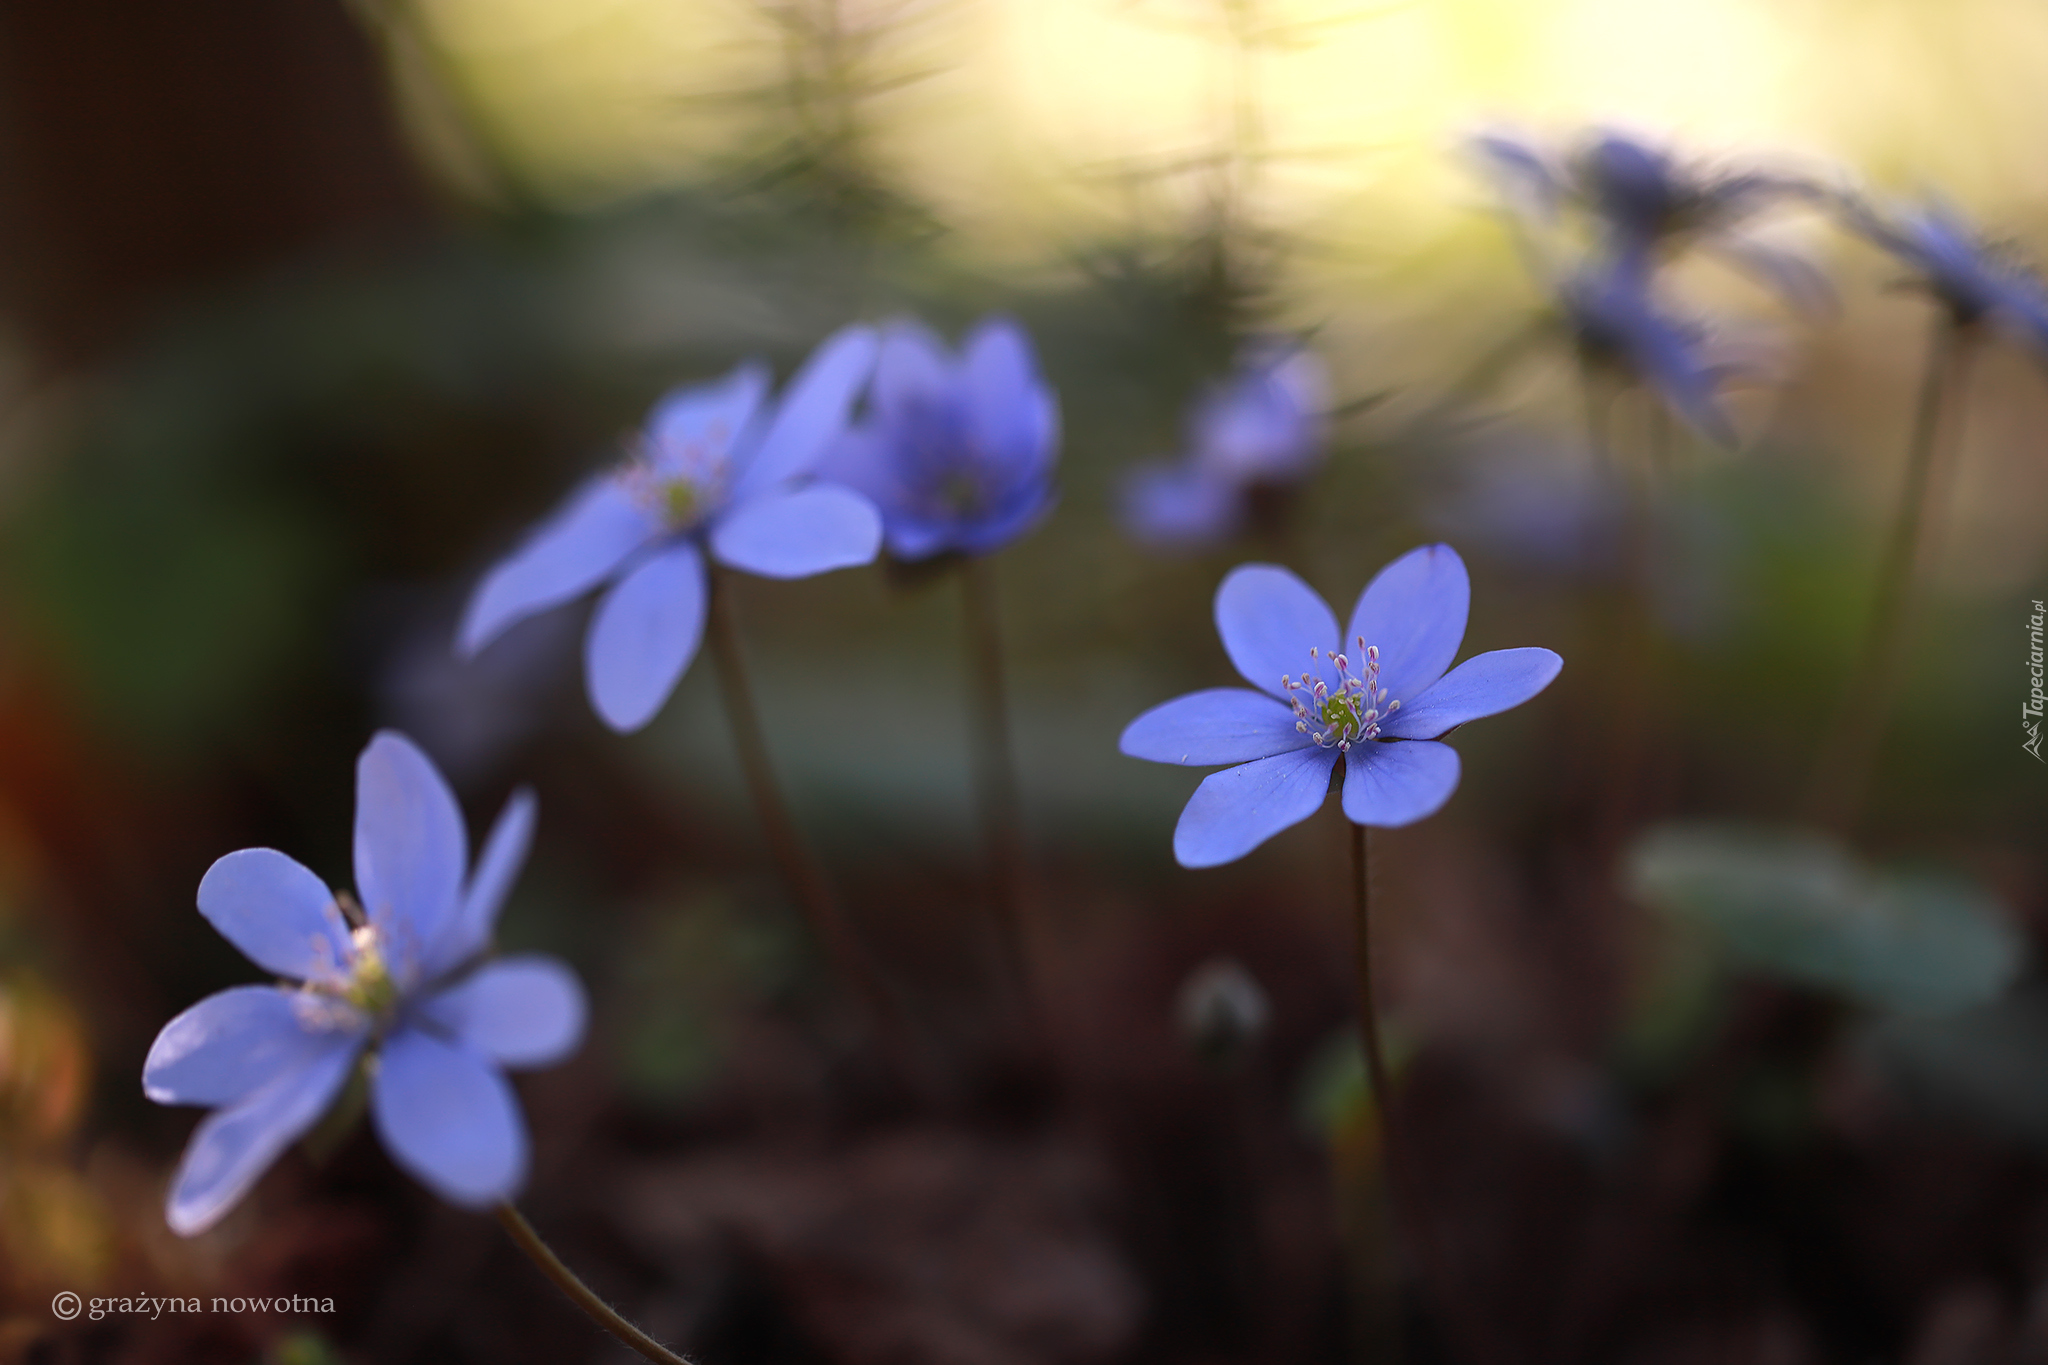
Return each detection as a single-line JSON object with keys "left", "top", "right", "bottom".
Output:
{"left": 1347, "top": 821, "right": 1392, "bottom": 1122}
{"left": 496, "top": 1204, "right": 692, "bottom": 1365}
{"left": 1344, "top": 816, "right": 1403, "bottom": 1365}
{"left": 1804, "top": 315, "right": 1975, "bottom": 832}
{"left": 960, "top": 555, "right": 1036, "bottom": 1023}
{"left": 705, "top": 567, "right": 898, "bottom": 1031}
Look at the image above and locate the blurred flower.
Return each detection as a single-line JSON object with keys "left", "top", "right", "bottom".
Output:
{"left": 1176, "top": 957, "right": 1270, "bottom": 1069}
{"left": 1564, "top": 259, "right": 1738, "bottom": 443}
{"left": 1475, "top": 129, "right": 1829, "bottom": 313}
{"left": 458, "top": 325, "right": 882, "bottom": 732}
{"left": 819, "top": 317, "right": 1059, "bottom": 560}
{"left": 1430, "top": 437, "right": 1626, "bottom": 577}
{"left": 1121, "top": 342, "right": 1328, "bottom": 549}
{"left": 144, "top": 732, "right": 586, "bottom": 1235}
{"left": 1119, "top": 545, "right": 1561, "bottom": 866}
{"left": 1841, "top": 197, "right": 2048, "bottom": 351}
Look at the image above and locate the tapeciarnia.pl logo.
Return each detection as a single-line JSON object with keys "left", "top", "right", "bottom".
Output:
{"left": 2026, "top": 599, "right": 2044, "bottom": 762}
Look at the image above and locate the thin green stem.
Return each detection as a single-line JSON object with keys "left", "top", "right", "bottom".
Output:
{"left": 705, "top": 568, "right": 897, "bottom": 1030}
{"left": 497, "top": 1204, "right": 691, "bottom": 1365}
{"left": 961, "top": 556, "right": 1035, "bottom": 1022}
{"left": 1804, "top": 316, "right": 1975, "bottom": 832}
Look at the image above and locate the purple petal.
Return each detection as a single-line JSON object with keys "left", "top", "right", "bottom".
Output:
{"left": 196, "top": 849, "right": 350, "bottom": 982}
{"left": 963, "top": 316, "right": 1057, "bottom": 477}
{"left": 815, "top": 426, "right": 905, "bottom": 513}
{"left": 1215, "top": 563, "right": 1341, "bottom": 699}
{"left": 1121, "top": 463, "right": 1242, "bottom": 548}
{"left": 457, "top": 478, "right": 659, "bottom": 657}
{"left": 427, "top": 787, "right": 537, "bottom": 978}
{"left": 709, "top": 484, "right": 882, "bottom": 579}
{"left": 1379, "top": 648, "right": 1563, "bottom": 740}
{"left": 1173, "top": 746, "right": 1338, "bottom": 868}
{"left": 949, "top": 482, "right": 1057, "bottom": 557}
{"left": 354, "top": 731, "right": 466, "bottom": 971}
{"left": 165, "top": 1031, "right": 363, "bottom": 1236}
{"left": 871, "top": 320, "right": 955, "bottom": 416}
{"left": 585, "top": 540, "right": 707, "bottom": 733}
{"left": 733, "top": 325, "right": 880, "bottom": 499}
{"left": 1345, "top": 544, "right": 1470, "bottom": 704}
{"left": 146, "top": 986, "right": 361, "bottom": 1108}
{"left": 1120, "top": 688, "right": 1310, "bottom": 765}
{"left": 372, "top": 1028, "right": 528, "bottom": 1208}
{"left": 644, "top": 363, "right": 770, "bottom": 474}
{"left": 1340, "top": 741, "right": 1461, "bottom": 828}
{"left": 420, "top": 956, "right": 587, "bottom": 1069}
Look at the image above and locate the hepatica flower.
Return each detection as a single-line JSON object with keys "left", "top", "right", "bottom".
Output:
{"left": 1841, "top": 197, "right": 2048, "bottom": 353}
{"left": 458, "top": 325, "right": 882, "bottom": 731}
{"left": 1563, "top": 260, "right": 1737, "bottom": 444}
{"left": 1122, "top": 343, "right": 1328, "bottom": 548}
{"left": 1476, "top": 129, "right": 1828, "bottom": 313}
{"left": 817, "top": 316, "right": 1059, "bottom": 560}
{"left": 144, "top": 732, "right": 584, "bottom": 1235}
{"left": 1120, "top": 545, "right": 1561, "bottom": 866}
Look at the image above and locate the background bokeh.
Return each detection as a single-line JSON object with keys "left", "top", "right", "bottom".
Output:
{"left": 0, "top": 0, "right": 2043, "bottom": 1361}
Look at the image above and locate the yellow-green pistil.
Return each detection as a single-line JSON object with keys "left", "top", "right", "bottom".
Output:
{"left": 330, "top": 924, "right": 398, "bottom": 1020}
{"left": 662, "top": 479, "right": 700, "bottom": 526}
{"left": 1284, "top": 639, "right": 1400, "bottom": 751}
{"left": 626, "top": 421, "right": 734, "bottom": 530}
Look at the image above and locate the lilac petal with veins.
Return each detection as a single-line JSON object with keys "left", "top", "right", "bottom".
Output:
{"left": 732, "top": 325, "right": 879, "bottom": 499}
{"left": 1340, "top": 740, "right": 1462, "bottom": 828}
{"left": 708, "top": 484, "right": 882, "bottom": 579}
{"left": 371, "top": 1029, "right": 527, "bottom": 1208}
{"left": 1173, "top": 746, "right": 1339, "bottom": 868}
{"left": 354, "top": 731, "right": 467, "bottom": 962}
{"left": 1380, "top": 647, "right": 1563, "bottom": 740}
{"left": 457, "top": 479, "right": 658, "bottom": 658}
{"left": 1215, "top": 564, "right": 1341, "bottom": 701}
{"left": 1345, "top": 544, "right": 1470, "bottom": 705}
{"left": 1120, "top": 687, "right": 1311, "bottom": 766}
{"left": 584, "top": 540, "right": 708, "bottom": 733}
{"left": 165, "top": 1033, "right": 363, "bottom": 1236}
{"left": 146, "top": 986, "right": 360, "bottom": 1108}
{"left": 196, "top": 849, "right": 351, "bottom": 983}
{"left": 421, "top": 956, "right": 587, "bottom": 1069}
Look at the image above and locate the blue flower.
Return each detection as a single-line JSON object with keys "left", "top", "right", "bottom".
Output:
{"left": 1476, "top": 130, "right": 1826, "bottom": 308}
{"left": 144, "top": 732, "right": 585, "bottom": 1235}
{"left": 817, "top": 317, "right": 1058, "bottom": 560}
{"left": 1842, "top": 197, "right": 2048, "bottom": 349}
{"left": 1119, "top": 545, "right": 1561, "bottom": 867}
{"left": 1121, "top": 343, "right": 1327, "bottom": 548}
{"left": 458, "top": 325, "right": 882, "bottom": 731}
{"left": 1563, "top": 259, "right": 1737, "bottom": 443}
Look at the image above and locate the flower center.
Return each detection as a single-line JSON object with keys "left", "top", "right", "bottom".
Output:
{"left": 1284, "top": 638, "right": 1400, "bottom": 752}
{"left": 336, "top": 924, "right": 398, "bottom": 1019}
{"left": 625, "top": 421, "right": 734, "bottom": 529}
{"left": 940, "top": 469, "right": 987, "bottom": 515}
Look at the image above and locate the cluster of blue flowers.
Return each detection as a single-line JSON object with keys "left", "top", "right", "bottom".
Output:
{"left": 145, "top": 285, "right": 1565, "bottom": 1232}
{"left": 150, "top": 314, "right": 1068, "bottom": 1229}
{"left": 142, "top": 126, "right": 2048, "bottom": 1299}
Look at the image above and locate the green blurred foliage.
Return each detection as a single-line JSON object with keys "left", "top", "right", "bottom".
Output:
{"left": 1627, "top": 823, "right": 2023, "bottom": 1016}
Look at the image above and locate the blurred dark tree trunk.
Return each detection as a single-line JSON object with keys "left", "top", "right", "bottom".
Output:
{"left": 0, "top": 0, "right": 431, "bottom": 367}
